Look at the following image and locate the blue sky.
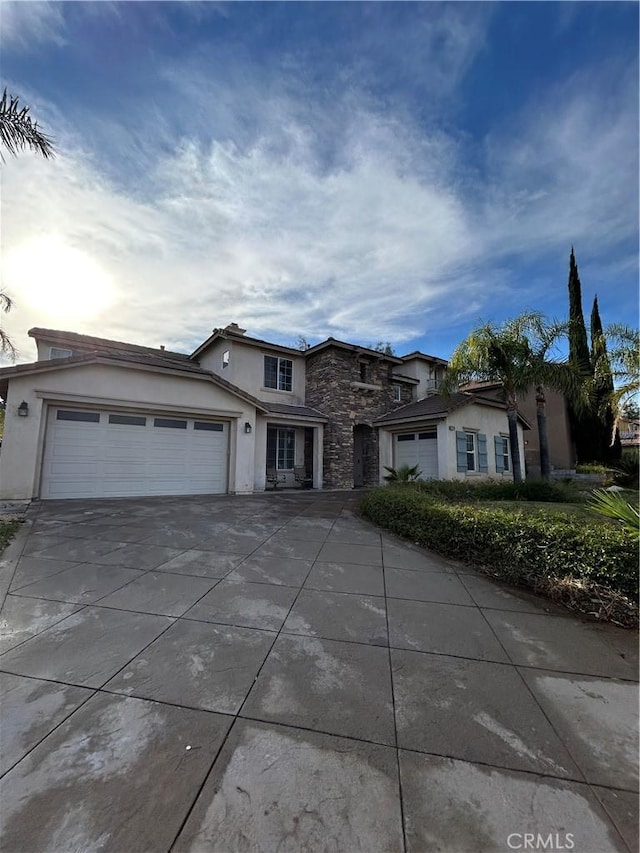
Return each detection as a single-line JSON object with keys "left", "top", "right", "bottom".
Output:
{"left": 1, "top": 1, "right": 638, "bottom": 363}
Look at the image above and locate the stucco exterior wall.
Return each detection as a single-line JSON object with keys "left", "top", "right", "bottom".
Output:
{"left": 199, "top": 340, "right": 306, "bottom": 406}
{"left": 378, "top": 404, "right": 526, "bottom": 483}
{"left": 395, "top": 357, "right": 445, "bottom": 400}
{"left": 0, "top": 364, "right": 258, "bottom": 499}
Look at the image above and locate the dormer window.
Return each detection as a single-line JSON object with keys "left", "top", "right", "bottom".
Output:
{"left": 264, "top": 355, "right": 293, "bottom": 392}
{"left": 50, "top": 347, "right": 72, "bottom": 360}
{"left": 222, "top": 350, "right": 230, "bottom": 369}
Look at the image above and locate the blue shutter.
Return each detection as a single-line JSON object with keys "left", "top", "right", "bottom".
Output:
{"left": 494, "top": 436, "right": 505, "bottom": 473}
{"left": 478, "top": 434, "right": 488, "bottom": 472}
{"left": 456, "top": 432, "right": 467, "bottom": 472}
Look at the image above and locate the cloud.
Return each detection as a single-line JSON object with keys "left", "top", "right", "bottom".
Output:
{"left": 0, "top": 23, "right": 636, "bottom": 366}
{"left": 0, "top": 1, "right": 66, "bottom": 49}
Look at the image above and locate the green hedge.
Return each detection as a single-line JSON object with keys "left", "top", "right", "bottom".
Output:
{"left": 413, "top": 478, "right": 582, "bottom": 503}
{"left": 361, "top": 487, "right": 638, "bottom": 601}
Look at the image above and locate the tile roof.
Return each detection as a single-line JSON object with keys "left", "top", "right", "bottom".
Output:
{"left": 374, "top": 391, "right": 531, "bottom": 428}
{"left": 29, "top": 328, "right": 200, "bottom": 371}
{"left": 264, "top": 402, "right": 328, "bottom": 421}
{"left": 374, "top": 393, "right": 470, "bottom": 424}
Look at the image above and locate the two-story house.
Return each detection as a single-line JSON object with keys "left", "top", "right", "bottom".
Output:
{"left": 0, "top": 323, "right": 527, "bottom": 500}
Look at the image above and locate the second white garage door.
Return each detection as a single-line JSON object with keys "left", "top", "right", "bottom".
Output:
{"left": 395, "top": 430, "right": 439, "bottom": 480}
{"left": 41, "top": 408, "right": 229, "bottom": 499}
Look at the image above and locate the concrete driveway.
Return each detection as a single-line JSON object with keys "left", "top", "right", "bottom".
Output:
{"left": 0, "top": 491, "right": 637, "bottom": 853}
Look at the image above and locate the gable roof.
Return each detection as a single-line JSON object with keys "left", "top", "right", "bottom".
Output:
{"left": 303, "top": 337, "right": 404, "bottom": 363}
{"left": 4, "top": 329, "right": 269, "bottom": 412}
{"left": 374, "top": 392, "right": 531, "bottom": 428}
{"left": 29, "top": 328, "right": 200, "bottom": 371}
{"left": 399, "top": 350, "right": 448, "bottom": 366}
{"left": 190, "top": 327, "right": 302, "bottom": 360}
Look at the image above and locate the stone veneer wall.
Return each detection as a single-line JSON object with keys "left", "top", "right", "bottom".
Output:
{"left": 305, "top": 347, "right": 413, "bottom": 488}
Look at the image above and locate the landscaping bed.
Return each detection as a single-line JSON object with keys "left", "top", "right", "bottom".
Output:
{"left": 361, "top": 484, "right": 639, "bottom": 628}
{"left": 0, "top": 519, "right": 21, "bottom": 553}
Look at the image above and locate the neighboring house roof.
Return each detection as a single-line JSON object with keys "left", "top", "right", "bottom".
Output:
{"left": 399, "top": 350, "right": 448, "bottom": 366}
{"left": 264, "top": 402, "right": 329, "bottom": 422}
{"left": 303, "top": 337, "right": 404, "bottom": 363}
{"left": 374, "top": 392, "right": 531, "bottom": 428}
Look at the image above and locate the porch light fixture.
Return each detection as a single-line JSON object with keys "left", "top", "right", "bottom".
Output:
{"left": 17, "top": 401, "right": 29, "bottom": 417}
{"left": 244, "top": 421, "right": 252, "bottom": 434}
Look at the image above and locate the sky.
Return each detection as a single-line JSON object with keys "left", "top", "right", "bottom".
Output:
{"left": 1, "top": 1, "right": 638, "bottom": 365}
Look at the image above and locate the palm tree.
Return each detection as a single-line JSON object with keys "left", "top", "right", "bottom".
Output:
{"left": 442, "top": 313, "right": 582, "bottom": 483}
{"left": 0, "top": 88, "right": 54, "bottom": 359}
{"left": 519, "top": 314, "right": 584, "bottom": 479}
{"left": 593, "top": 323, "right": 640, "bottom": 443}
{"left": 0, "top": 88, "right": 54, "bottom": 160}
{"left": 0, "top": 292, "right": 15, "bottom": 359}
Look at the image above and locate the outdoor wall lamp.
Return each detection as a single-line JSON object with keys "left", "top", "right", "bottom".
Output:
{"left": 17, "top": 401, "right": 29, "bottom": 417}
{"left": 244, "top": 421, "right": 252, "bottom": 434}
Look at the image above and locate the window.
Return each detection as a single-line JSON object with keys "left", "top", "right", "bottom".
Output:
{"left": 267, "top": 426, "right": 295, "bottom": 469}
{"left": 393, "top": 385, "right": 402, "bottom": 402}
{"left": 50, "top": 347, "right": 72, "bottom": 359}
{"left": 109, "top": 414, "right": 146, "bottom": 426}
{"left": 495, "top": 436, "right": 510, "bottom": 472}
{"left": 154, "top": 418, "right": 187, "bottom": 429}
{"left": 264, "top": 356, "right": 293, "bottom": 392}
{"left": 456, "top": 431, "right": 489, "bottom": 473}
{"left": 56, "top": 410, "right": 100, "bottom": 423}
{"left": 359, "top": 362, "right": 368, "bottom": 383}
{"left": 466, "top": 432, "right": 476, "bottom": 471}
{"left": 194, "top": 421, "right": 224, "bottom": 431}
{"left": 222, "top": 350, "right": 230, "bottom": 369}
{"left": 397, "top": 433, "right": 415, "bottom": 442}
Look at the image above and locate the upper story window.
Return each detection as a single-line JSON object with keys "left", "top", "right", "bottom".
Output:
{"left": 359, "top": 362, "right": 369, "bottom": 383}
{"left": 50, "top": 347, "right": 72, "bottom": 359}
{"left": 264, "top": 355, "right": 293, "bottom": 392}
{"left": 222, "top": 350, "right": 230, "bottom": 369}
{"left": 393, "top": 385, "right": 402, "bottom": 402}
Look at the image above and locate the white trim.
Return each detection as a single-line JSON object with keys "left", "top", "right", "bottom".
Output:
{"left": 34, "top": 390, "right": 243, "bottom": 419}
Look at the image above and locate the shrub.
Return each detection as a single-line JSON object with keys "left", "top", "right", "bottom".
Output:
{"left": 383, "top": 464, "right": 422, "bottom": 483}
{"left": 576, "top": 462, "right": 612, "bottom": 474}
{"left": 413, "top": 478, "right": 580, "bottom": 504}
{"left": 612, "top": 449, "right": 639, "bottom": 489}
{"left": 361, "top": 487, "right": 638, "bottom": 602}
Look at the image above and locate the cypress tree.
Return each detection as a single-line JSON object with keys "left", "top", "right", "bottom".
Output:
{"left": 568, "top": 248, "right": 592, "bottom": 374}
{"left": 590, "top": 295, "right": 621, "bottom": 462}
{"left": 566, "top": 248, "right": 600, "bottom": 462}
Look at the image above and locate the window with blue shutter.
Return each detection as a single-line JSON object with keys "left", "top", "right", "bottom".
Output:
{"left": 477, "top": 434, "right": 488, "bottom": 473}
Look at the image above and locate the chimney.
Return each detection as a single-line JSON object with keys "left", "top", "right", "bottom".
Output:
{"left": 225, "top": 322, "right": 247, "bottom": 336}
{"left": 159, "top": 345, "right": 165, "bottom": 351}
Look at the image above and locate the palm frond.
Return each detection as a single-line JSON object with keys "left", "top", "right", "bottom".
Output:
{"left": 0, "top": 88, "right": 55, "bottom": 161}
{"left": 588, "top": 489, "right": 639, "bottom": 539}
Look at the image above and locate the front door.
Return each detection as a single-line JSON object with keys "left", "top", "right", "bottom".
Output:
{"left": 353, "top": 425, "right": 365, "bottom": 487}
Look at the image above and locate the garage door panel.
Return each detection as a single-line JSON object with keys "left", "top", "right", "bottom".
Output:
{"left": 394, "top": 432, "right": 439, "bottom": 480}
{"left": 41, "top": 409, "right": 229, "bottom": 499}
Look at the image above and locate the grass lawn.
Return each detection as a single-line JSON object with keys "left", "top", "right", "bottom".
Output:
{"left": 481, "top": 500, "right": 599, "bottom": 521}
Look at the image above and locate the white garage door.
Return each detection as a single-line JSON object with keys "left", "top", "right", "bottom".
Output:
{"left": 41, "top": 408, "right": 229, "bottom": 499}
{"left": 395, "top": 430, "right": 439, "bottom": 479}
